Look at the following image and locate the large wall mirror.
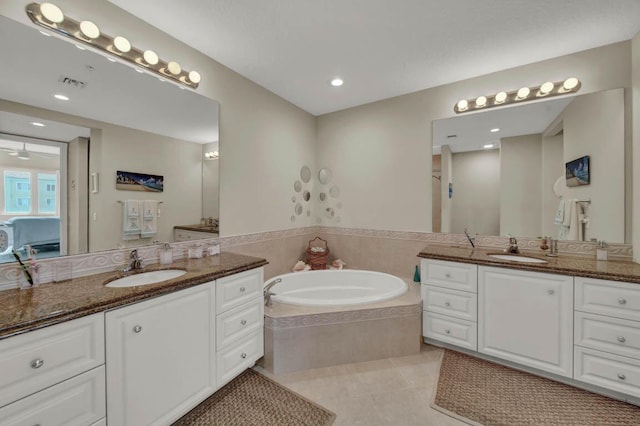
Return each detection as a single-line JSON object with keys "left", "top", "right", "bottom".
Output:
{"left": 432, "top": 87, "right": 627, "bottom": 244}
{"left": 0, "top": 15, "right": 219, "bottom": 264}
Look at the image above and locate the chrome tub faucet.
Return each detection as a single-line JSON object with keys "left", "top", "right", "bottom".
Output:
{"left": 264, "top": 278, "right": 282, "bottom": 306}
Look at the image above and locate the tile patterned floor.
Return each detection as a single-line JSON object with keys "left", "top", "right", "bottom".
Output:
{"left": 255, "top": 344, "right": 466, "bottom": 426}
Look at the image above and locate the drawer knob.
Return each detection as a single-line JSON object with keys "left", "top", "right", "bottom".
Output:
{"left": 445, "top": 273, "right": 451, "bottom": 279}
{"left": 618, "top": 373, "right": 626, "bottom": 380}
{"left": 241, "top": 352, "right": 247, "bottom": 359}
{"left": 241, "top": 319, "right": 247, "bottom": 326}
{"left": 618, "top": 336, "right": 627, "bottom": 343}
{"left": 444, "top": 329, "right": 451, "bottom": 334}
{"left": 548, "top": 289, "right": 555, "bottom": 295}
{"left": 133, "top": 325, "right": 142, "bottom": 333}
{"left": 618, "top": 298, "right": 627, "bottom": 305}
{"left": 444, "top": 301, "right": 451, "bottom": 307}
{"left": 30, "top": 358, "right": 44, "bottom": 369}
{"left": 240, "top": 287, "right": 246, "bottom": 292}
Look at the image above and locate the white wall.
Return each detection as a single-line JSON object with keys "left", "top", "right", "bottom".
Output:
{"left": 499, "top": 134, "right": 542, "bottom": 237}
{"left": 561, "top": 89, "right": 625, "bottom": 242}
{"left": 67, "top": 136, "right": 88, "bottom": 254}
{"left": 317, "top": 41, "right": 631, "bottom": 234}
{"left": 202, "top": 143, "right": 219, "bottom": 220}
{"left": 633, "top": 32, "right": 640, "bottom": 262}
{"left": 440, "top": 145, "right": 453, "bottom": 233}
{"left": 451, "top": 149, "right": 500, "bottom": 236}
{"left": 541, "top": 134, "right": 564, "bottom": 238}
{"left": 0, "top": 0, "right": 317, "bottom": 238}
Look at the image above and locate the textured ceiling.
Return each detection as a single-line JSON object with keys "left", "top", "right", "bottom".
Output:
{"left": 108, "top": 0, "right": 640, "bottom": 116}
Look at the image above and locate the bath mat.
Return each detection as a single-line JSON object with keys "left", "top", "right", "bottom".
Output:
{"left": 431, "top": 349, "right": 640, "bottom": 426}
{"left": 173, "top": 369, "right": 336, "bottom": 426}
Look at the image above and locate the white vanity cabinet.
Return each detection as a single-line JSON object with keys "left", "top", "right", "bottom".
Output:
{"left": 105, "top": 282, "right": 216, "bottom": 426}
{"left": 0, "top": 313, "right": 105, "bottom": 426}
{"left": 215, "top": 268, "right": 264, "bottom": 387}
{"left": 421, "top": 259, "right": 478, "bottom": 351}
{"left": 174, "top": 228, "right": 218, "bottom": 242}
{"left": 478, "top": 266, "right": 574, "bottom": 377}
{"left": 574, "top": 277, "right": 640, "bottom": 398}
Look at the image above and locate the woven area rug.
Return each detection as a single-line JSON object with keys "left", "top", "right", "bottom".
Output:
{"left": 173, "top": 369, "right": 335, "bottom": 426}
{"left": 432, "top": 349, "right": 640, "bottom": 426}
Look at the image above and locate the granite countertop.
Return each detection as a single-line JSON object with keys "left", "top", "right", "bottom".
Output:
{"left": 0, "top": 251, "right": 267, "bottom": 340}
{"left": 174, "top": 224, "right": 219, "bottom": 233}
{"left": 418, "top": 245, "right": 640, "bottom": 284}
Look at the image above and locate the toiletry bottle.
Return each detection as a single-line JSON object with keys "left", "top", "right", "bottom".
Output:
{"left": 596, "top": 241, "right": 608, "bottom": 261}
{"left": 413, "top": 265, "right": 421, "bottom": 282}
{"left": 160, "top": 242, "right": 173, "bottom": 265}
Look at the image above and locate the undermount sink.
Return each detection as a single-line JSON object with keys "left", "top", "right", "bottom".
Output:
{"left": 105, "top": 269, "right": 187, "bottom": 288}
{"left": 488, "top": 254, "right": 548, "bottom": 264}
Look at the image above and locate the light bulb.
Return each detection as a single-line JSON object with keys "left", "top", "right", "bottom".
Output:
{"left": 330, "top": 78, "right": 344, "bottom": 87}
{"left": 40, "top": 3, "right": 64, "bottom": 24}
{"left": 113, "top": 36, "right": 131, "bottom": 53}
{"left": 539, "top": 81, "right": 554, "bottom": 95}
{"left": 475, "top": 96, "right": 487, "bottom": 107}
{"left": 80, "top": 21, "right": 100, "bottom": 39}
{"left": 563, "top": 77, "right": 579, "bottom": 91}
{"left": 457, "top": 99, "right": 468, "bottom": 111}
{"left": 143, "top": 50, "right": 159, "bottom": 65}
{"left": 53, "top": 94, "right": 69, "bottom": 101}
{"left": 494, "top": 91, "right": 507, "bottom": 103}
{"left": 490, "top": 128, "right": 500, "bottom": 133}
{"left": 167, "top": 61, "right": 182, "bottom": 75}
{"left": 483, "top": 144, "right": 494, "bottom": 149}
{"left": 516, "top": 87, "right": 530, "bottom": 99}
{"left": 188, "top": 70, "right": 201, "bottom": 84}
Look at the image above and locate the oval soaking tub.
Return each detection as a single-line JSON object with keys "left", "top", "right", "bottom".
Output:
{"left": 266, "top": 269, "right": 408, "bottom": 307}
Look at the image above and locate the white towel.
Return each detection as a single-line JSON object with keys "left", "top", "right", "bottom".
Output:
{"left": 122, "top": 200, "right": 141, "bottom": 241}
{"left": 556, "top": 199, "right": 584, "bottom": 241}
{"left": 141, "top": 200, "right": 159, "bottom": 238}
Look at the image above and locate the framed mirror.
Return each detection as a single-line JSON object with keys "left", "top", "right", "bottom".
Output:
{"left": 432, "top": 88, "right": 626, "bottom": 243}
{"left": 0, "top": 16, "right": 219, "bottom": 263}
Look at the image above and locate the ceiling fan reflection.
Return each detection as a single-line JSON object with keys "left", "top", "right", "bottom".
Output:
{"left": 0, "top": 143, "right": 58, "bottom": 160}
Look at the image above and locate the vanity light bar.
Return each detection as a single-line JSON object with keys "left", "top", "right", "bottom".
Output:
{"left": 453, "top": 78, "right": 581, "bottom": 114}
{"left": 25, "top": 2, "right": 201, "bottom": 89}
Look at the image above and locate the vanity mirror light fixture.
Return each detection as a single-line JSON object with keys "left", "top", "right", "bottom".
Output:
{"left": 454, "top": 77, "right": 581, "bottom": 114}
{"left": 25, "top": 2, "right": 201, "bottom": 89}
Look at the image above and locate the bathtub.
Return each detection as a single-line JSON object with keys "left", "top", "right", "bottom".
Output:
{"left": 262, "top": 269, "right": 421, "bottom": 374}
{"left": 266, "top": 269, "right": 408, "bottom": 307}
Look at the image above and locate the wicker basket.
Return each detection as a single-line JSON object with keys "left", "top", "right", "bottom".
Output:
{"left": 306, "top": 237, "right": 329, "bottom": 270}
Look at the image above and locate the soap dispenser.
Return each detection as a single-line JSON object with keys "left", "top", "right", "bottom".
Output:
{"left": 160, "top": 242, "right": 173, "bottom": 265}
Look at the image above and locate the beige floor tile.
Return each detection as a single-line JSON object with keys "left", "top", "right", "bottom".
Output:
{"left": 261, "top": 343, "right": 467, "bottom": 426}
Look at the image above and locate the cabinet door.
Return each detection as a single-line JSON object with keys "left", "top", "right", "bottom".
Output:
{"left": 478, "top": 266, "right": 573, "bottom": 377}
{"left": 106, "top": 283, "right": 215, "bottom": 426}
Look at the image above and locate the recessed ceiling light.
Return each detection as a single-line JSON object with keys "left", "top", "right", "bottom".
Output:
{"left": 330, "top": 78, "right": 344, "bottom": 87}
{"left": 30, "top": 122, "right": 46, "bottom": 127}
{"left": 53, "top": 94, "right": 69, "bottom": 101}
{"left": 490, "top": 128, "right": 500, "bottom": 133}
{"left": 483, "top": 144, "right": 494, "bottom": 149}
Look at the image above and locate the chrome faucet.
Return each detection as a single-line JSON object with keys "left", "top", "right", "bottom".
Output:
{"left": 505, "top": 235, "right": 519, "bottom": 254}
{"left": 263, "top": 278, "right": 282, "bottom": 306}
{"left": 122, "top": 249, "right": 143, "bottom": 273}
{"left": 464, "top": 228, "right": 475, "bottom": 248}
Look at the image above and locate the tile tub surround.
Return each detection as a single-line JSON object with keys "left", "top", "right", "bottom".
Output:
{"left": 418, "top": 245, "right": 640, "bottom": 284}
{"left": 262, "top": 280, "right": 422, "bottom": 374}
{"left": 0, "top": 252, "right": 267, "bottom": 339}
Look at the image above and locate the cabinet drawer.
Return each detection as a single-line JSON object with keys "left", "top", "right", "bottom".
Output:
{"left": 216, "top": 268, "right": 263, "bottom": 313}
{"left": 216, "top": 332, "right": 263, "bottom": 388}
{"left": 575, "top": 277, "right": 640, "bottom": 322}
{"left": 422, "top": 285, "right": 477, "bottom": 322}
{"left": 575, "top": 312, "right": 640, "bottom": 360}
{"left": 0, "top": 313, "right": 104, "bottom": 408}
{"left": 423, "top": 312, "right": 477, "bottom": 351}
{"left": 216, "top": 298, "right": 263, "bottom": 351}
{"left": 575, "top": 346, "right": 640, "bottom": 398}
{"left": 421, "top": 259, "right": 477, "bottom": 292}
{"left": 0, "top": 366, "right": 105, "bottom": 426}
